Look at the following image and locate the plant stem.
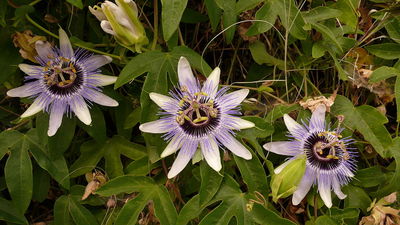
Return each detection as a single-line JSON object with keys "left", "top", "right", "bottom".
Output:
{"left": 151, "top": 0, "right": 158, "bottom": 50}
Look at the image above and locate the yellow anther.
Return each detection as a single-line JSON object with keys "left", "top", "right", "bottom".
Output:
{"left": 209, "top": 108, "right": 218, "bottom": 118}
{"left": 193, "top": 117, "right": 209, "bottom": 124}
{"left": 178, "top": 111, "right": 183, "bottom": 115}
{"left": 176, "top": 116, "right": 185, "bottom": 125}
{"left": 179, "top": 100, "right": 185, "bottom": 107}
{"left": 184, "top": 115, "right": 191, "bottom": 121}
{"left": 326, "top": 155, "right": 339, "bottom": 160}
{"left": 181, "top": 86, "right": 188, "bottom": 92}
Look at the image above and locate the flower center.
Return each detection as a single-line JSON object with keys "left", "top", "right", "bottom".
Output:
{"left": 304, "top": 131, "right": 350, "bottom": 170}
{"left": 175, "top": 87, "right": 220, "bottom": 137}
{"left": 43, "top": 57, "right": 83, "bottom": 96}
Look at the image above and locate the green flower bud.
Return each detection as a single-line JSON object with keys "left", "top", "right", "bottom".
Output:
{"left": 270, "top": 156, "right": 306, "bottom": 202}
{"left": 89, "top": 0, "right": 148, "bottom": 52}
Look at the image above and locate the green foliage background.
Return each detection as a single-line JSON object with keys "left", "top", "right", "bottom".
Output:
{"left": 0, "top": 0, "right": 399, "bottom": 224}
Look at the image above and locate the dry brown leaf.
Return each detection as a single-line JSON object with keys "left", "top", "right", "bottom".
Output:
{"left": 360, "top": 192, "right": 400, "bottom": 225}
{"left": 81, "top": 170, "right": 108, "bottom": 200}
{"left": 299, "top": 93, "right": 337, "bottom": 112}
{"left": 12, "top": 30, "right": 47, "bottom": 63}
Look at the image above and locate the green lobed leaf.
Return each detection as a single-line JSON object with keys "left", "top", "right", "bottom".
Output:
{"left": 26, "top": 129, "right": 70, "bottom": 189}
{"left": 4, "top": 136, "right": 32, "bottom": 213}
{"left": 372, "top": 137, "right": 400, "bottom": 197}
{"left": 365, "top": 43, "right": 400, "bottom": 60}
{"left": 48, "top": 116, "right": 76, "bottom": 155}
{"left": 396, "top": 76, "right": 400, "bottom": 121}
{"left": 302, "top": 6, "right": 342, "bottom": 23}
{"left": 329, "top": 208, "right": 360, "bottom": 224}
{"left": 233, "top": 149, "right": 269, "bottom": 195}
{"left": 96, "top": 175, "right": 158, "bottom": 196}
{"left": 32, "top": 165, "right": 50, "bottom": 202}
{"left": 274, "top": 0, "right": 308, "bottom": 40}
{"left": 249, "top": 40, "right": 285, "bottom": 70}
{"left": 161, "top": 0, "right": 188, "bottom": 41}
{"left": 215, "top": 0, "right": 237, "bottom": 44}
{"left": 96, "top": 175, "right": 177, "bottom": 225}
{"left": 311, "top": 22, "right": 343, "bottom": 53}
{"left": 123, "top": 107, "right": 141, "bottom": 129}
{"left": 81, "top": 106, "right": 106, "bottom": 143}
{"left": 315, "top": 215, "right": 339, "bottom": 225}
{"left": 199, "top": 176, "right": 254, "bottom": 225}
{"left": 369, "top": 66, "right": 400, "bottom": 83}
{"left": 125, "top": 157, "right": 157, "bottom": 176}
{"left": 386, "top": 16, "right": 400, "bottom": 44}
{"left": 250, "top": 204, "right": 296, "bottom": 225}
{"left": 246, "top": 1, "right": 277, "bottom": 36}
{"left": 69, "top": 140, "right": 104, "bottom": 178}
{"left": 199, "top": 161, "right": 223, "bottom": 207}
{"left": 312, "top": 41, "right": 326, "bottom": 58}
{"left": 335, "top": 0, "right": 360, "bottom": 29}
{"left": 114, "top": 192, "right": 154, "bottom": 225}
{"left": 66, "top": 0, "right": 83, "bottom": 9}
{"left": 54, "top": 196, "right": 74, "bottom": 225}
{"left": 235, "top": 0, "right": 263, "bottom": 14}
{"left": 204, "top": 0, "right": 222, "bottom": 32}
{"left": 153, "top": 185, "right": 178, "bottom": 225}
{"left": 343, "top": 185, "right": 372, "bottom": 214}
{"left": 176, "top": 195, "right": 201, "bottom": 225}
{"left": 68, "top": 196, "right": 99, "bottom": 225}
{"left": 331, "top": 95, "right": 393, "bottom": 157}
{"left": 265, "top": 104, "right": 301, "bottom": 122}
{"left": 0, "top": 197, "right": 28, "bottom": 224}
{"left": 353, "top": 166, "right": 387, "bottom": 188}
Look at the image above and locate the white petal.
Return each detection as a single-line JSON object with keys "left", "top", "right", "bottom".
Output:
{"left": 149, "top": 92, "right": 178, "bottom": 112}
{"left": 139, "top": 120, "right": 171, "bottom": 133}
{"left": 263, "top": 141, "right": 298, "bottom": 156}
{"left": 201, "top": 67, "right": 220, "bottom": 97}
{"left": 100, "top": 21, "right": 116, "bottom": 35}
{"left": 167, "top": 141, "right": 198, "bottom": 178}
{"left": 178, "top": 57, "right": 199, "bottom": 92}
{"left": 283, "top": 114, "right": 307, "bottom": 138}
{"left": 35, "top": 40, "right": 55, "bottom": 61}
{"left": 218, "top": 133, "right": 252, "bottom": 160}
{"left": 58, "top": 28, "right": 74, "bottom": 58}
{"left": 20, "top": 99, "right": 44, "bottom": 118}
{"left": 219, "top": 89, "right": 249, "bottom": 109}
{"left": 86, "top": 90, "right": 118, "bottom": 107}
{"left": 126, "top": 0, "right": 138, "bottom": 16}
{"left": 200, "top": 138, "right": 222, "bottom": 172}
{"left": 89, "top": 6, "right": 107, "bottom": 21}
{"left": 318, "top": 176, "right": 332, "bottom": 208}
{"left": 92, "top": 74, "right": 117, "bottom": 86}
{"left": 7, "top": 82, "right": 40, "bottom": 98}
{"left": 161, "top": 136, "right": 182, "bottom": 158}
{"left": 273, "top": 158, "right": 294, "bottom": 174}
{"left": 309, "top": 104, "right": 326, "bottom": 131}
{"left": 48, "top": 103, "right": 66, "bottom": 136}
{"left": 292, "top": 169, "right": 315, "bottom": 205}
{"left": 332, "top": 177, "right": 346, "bottom": 200}
{"left": 227, "top": 116, "right": 255, "bottom": 130}
{"left": 85, "top": 55, "right": 112, "bottom": 71}
{"left": 70, "top": 97, "right": 92, "bottom": 125}
{"left": 18, "top": 64, "right": 42, "bottom": 76}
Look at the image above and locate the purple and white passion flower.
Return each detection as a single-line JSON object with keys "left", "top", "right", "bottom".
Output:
{"left": 263, "top": 105, "right": 356, "bottom": 208}
{"left": 139, "top": 57, "right": 255, "bottom": 178}
{"left": 7, "top": 28, "right": 118, "bottom": 136}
